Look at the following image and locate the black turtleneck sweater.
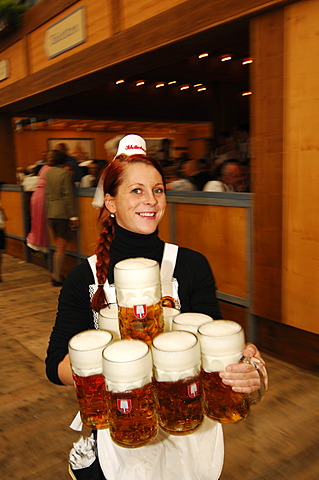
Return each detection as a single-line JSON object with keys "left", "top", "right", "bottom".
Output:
{"left": 46, "top": 224, "right": 221, "bottom": 385}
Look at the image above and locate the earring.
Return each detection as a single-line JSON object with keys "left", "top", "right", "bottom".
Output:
{"left": 110, "top": 213, "right": 115, "bottom": 218}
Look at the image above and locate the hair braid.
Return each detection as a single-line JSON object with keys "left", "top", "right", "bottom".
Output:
{"left": 90, "top": 215, "right": 115, "bottom": 312}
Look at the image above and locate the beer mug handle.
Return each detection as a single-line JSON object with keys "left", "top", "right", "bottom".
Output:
{"left": 242, "top": 356, "right": 268, "bottom": 404}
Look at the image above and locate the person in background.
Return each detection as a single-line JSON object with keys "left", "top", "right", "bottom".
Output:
{"left": 236, "top": 123, "right": 250, "bottom": 166}
{"left": 79, "top": 160, "right": 99, "bottom": 188}
{"left": 184, "top": 158, "right": 213, "bottom": 190}
{"left": 22, "top": 165, "right": 39, "bottom": 192}
{"left": 26, "top": 152, "right": 53, "bottom": 253}
{"left": 46, "top": 135, "right": 265, "bottom": 480}
{"left": 56, "top": 142, "right": 83, "bottom": 183}
{"left": 45, "top": 150, "right": 78, "bottom": 286}
{"left": 165, "top": 166, "right": 195, "bottom": 191}
{"left": 203, "top": 159, "right": 249, "bottom": 192}
{"left": 16, "top": 167, "right": 25, "bottom": 185}
{"left": 0, "top": 200, "right": 7, "bottom": 282}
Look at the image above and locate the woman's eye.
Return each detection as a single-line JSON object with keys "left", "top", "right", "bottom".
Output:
{"left": 154, "top": 187, "right": 164, "bottom": 194}
{"left": 131, "top": 188, "right": 142, "bottom": 194}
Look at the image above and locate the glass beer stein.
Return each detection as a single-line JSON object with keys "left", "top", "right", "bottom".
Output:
{"left": 114, "top": 257, "right": 164, "bottom": 345}
{"left": 172, "top": 312, "right": 213, "bottom": 335}
{"left": 68, "top": 329, "right": 113, "bottom": 429}
{"left": 198, "top": 320, "right": 267, "bottom": 424}
{"left": 98, "top": 303, "right": 121, "bottom": 340}
{"left": 162, "top": 306, "right": 180, "bottom": 332}
{"left": 102, "top": 339, "right": 158, "bottom": 448}
{"left": 151, "top": 331, "right": 203, "bottom": 435}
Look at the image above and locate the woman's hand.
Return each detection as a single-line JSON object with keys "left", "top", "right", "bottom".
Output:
{"left": 219, "top": 343, "right": 268, "bottom": 394}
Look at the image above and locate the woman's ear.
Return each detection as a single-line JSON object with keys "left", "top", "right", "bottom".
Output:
{"left": 104, "top": 193, "right": 116, "bottom": 214}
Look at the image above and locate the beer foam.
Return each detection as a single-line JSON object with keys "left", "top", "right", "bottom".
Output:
{"left": 99, "top": 305, "right": 120, "bottom": 339}
{"left": 103, "top": 339, "right": 148, "bottom": 363}
{"left": 198, "top": 320, "right": 245, "bottom": 360}
{"left": 114, "top": 257, "right": 160, "bottom": 289}
{"left": 163, "top": 307, "right": 180, "bottom": 332}
{"left": 153, "top": 331, "right": 197, "bottom": 351}
{"left": 199, "top": 320, "right": 241, "bottom": 337}
{"left": 102, "top": 340, "right": 152, "bottom": 392}
{"left": 174, "top": 312, "right": 213, "bottom": 326}
{"left": 69, "top": 329, "right": 112, "bottom": 351}
{"left": 99, "top": 304, "right": 119, "bottom": 319}
{"left": 151, "top": 332, "right": 201, "bottom": 380}
{"left": 68, "top": 330, "right": 113, "bottom": 375}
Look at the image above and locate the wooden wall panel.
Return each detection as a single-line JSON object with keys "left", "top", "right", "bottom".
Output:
{"left": 174, "top": 204, "right": 248, "bottom": 298}
{"left": 121, "top": 0, "right": 185, "bottom": 30}
{"left": 282, "top": 0, "right": 319, "bottom": 335}
{"left": 0, "top": 40, "right": 28, "bottom": 88}
{"left": 28, "top": 0, "right": 112, "bottom": 74}
{"left": 1, "top": 192, "right": 24, "bottom": 237}
{"left": 78, "top": 196, "right": 100, "bottom": 256}
{"left": 250, "top": 10, "right": 285, "bottom": 321}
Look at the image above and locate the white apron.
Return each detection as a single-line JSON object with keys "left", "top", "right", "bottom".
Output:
{"left": 72, "top": 244, "right": 224, "bottom": 480}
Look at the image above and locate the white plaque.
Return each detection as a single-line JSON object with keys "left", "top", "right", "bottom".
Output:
{"left": 0, "top": 59, "right": 10, "bottom": 81}
{"left": 44, "top": 7, "right": 86, "bottom": 59}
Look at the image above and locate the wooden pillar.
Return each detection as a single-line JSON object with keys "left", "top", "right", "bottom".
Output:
{"left": 0, "top": 115, "right": 16, "bottom": 184}
{"left": 250, "top": 9, "right": 285, "bottom": 322}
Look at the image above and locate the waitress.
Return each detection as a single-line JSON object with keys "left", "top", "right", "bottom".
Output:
{"left": 46, "top": 135, "right": 265, "bottom": 480}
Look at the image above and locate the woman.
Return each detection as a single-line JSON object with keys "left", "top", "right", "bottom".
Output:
{"left": 26, "top": 152, "right": 53, "bottom": 253}
{"left": 46, "top": 135, "right": 265, "bottom": 480}
{"left": 45, "top": 150, "right": 78, "bottom": 286}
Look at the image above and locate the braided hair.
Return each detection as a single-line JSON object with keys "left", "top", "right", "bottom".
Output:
{"left": 90, "top": 153, "right": 166, "bottom": 312}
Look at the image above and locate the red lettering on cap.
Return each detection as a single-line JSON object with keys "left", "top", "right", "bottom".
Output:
{"left": 125, "top": 144, "right": 147, "bottom": 153}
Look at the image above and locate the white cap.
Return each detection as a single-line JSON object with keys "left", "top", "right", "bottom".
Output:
{"left": 116, "top": 134, "right": 147, "bottom": 156}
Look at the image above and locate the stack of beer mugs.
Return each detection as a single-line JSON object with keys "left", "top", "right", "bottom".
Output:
{"left": 68, "top": 257, "right": 267, "bottom": 448}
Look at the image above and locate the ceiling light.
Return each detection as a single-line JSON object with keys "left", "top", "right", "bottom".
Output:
{"left": 155, "top": 82, "right": 165, "bottom": 88}
{"left": 116, "top": 79, "right": 124, "bottom": 84}
{"left": 220, "top": 54, "right": 232, "bottom": 62}
{"left": 136, "top": 80, "right": 145, "bottom": 86}
{"left": 180, "top": 85, "right": 190, "bottom": 91}
{"left": 197, "top": 86, "right": 207, "bottom": 92}
{"left": 242, "top": 91, "right": 252, "bottom": 96}
{"left": 193, "top": 83, "right": 202, "bottom": 88}
{"left": 168, "top": 81, "right": 177, "bottom": 85}
{"left": 198, "top": 52, "right": 209, "bottom": 59}
{"left": 242, "top": 58, "right": 253, "bottom": 65}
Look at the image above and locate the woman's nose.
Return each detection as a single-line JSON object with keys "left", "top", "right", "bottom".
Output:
{"left": 144, "top": 190, "right": 157, "bottom": 205}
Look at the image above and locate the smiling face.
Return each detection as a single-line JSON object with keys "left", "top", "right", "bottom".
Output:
{"left": 104, "top": 162, "right": 166, "bottom": 235}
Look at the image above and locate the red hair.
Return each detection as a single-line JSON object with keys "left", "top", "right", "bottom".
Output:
{"left": 90, "top": 154, "right": 166, "bottom": 312}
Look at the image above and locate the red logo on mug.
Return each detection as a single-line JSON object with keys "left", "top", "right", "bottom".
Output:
{"left": 133, "top": 304, "right": 147, "bottom": 319}
{"left": 117, "top": 398, "right": 132, "bottom": 414}
{"left": 187, "top": 381, "right": 200, "bottom": 398}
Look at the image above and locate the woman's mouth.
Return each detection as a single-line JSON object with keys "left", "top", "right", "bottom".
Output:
{"left": 137, "top": 212, "right": 156, "bottom": 218}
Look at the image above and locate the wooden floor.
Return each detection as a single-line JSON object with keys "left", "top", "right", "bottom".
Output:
{"left": 1, "top": 253, "right": 319, "bottom": 480}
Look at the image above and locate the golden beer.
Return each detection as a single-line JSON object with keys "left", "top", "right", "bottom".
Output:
{"left": 118, "top": 301, "right": 164, "bottom": 345}
{"left": 153, "top": 373, "right": 203, "bottom": 435}
{"left": 108, "top": 382, "right": 158, "bottom": 448}
{"left": 201, "top": 370, "right": 249, "bottom": 423}
{"left": 103, "top": 339, "right": 157, "bottom": 448}
{"left": 73, "top": 373, "right": 109, "bottom": 429}
{"left": 68, "top": 329, "right": 113, "bottom": 430}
